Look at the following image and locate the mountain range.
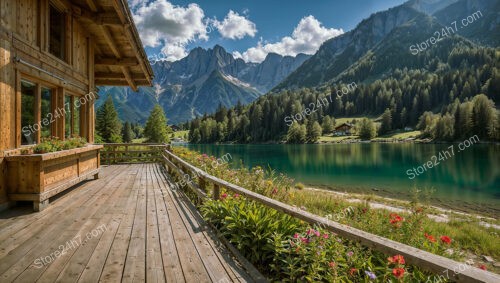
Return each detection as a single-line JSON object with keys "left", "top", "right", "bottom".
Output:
{"left": 97, "top": 46, "right": 309, "bottom": 124}
{"left": 97, "top": 0, "right": 499, "bottom": 125}
{"left": 275, "top": 0, "right": 499, "bottom": 90}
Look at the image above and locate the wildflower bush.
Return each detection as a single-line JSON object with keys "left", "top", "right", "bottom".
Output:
{"left": 33, "top": 137, "right": 87, "bottom": 154}
{"left": 172, "top": 147, "right": 499, "bottom": 278}
{"left": 201, "top": 194, "right": 441, "bottom": 282}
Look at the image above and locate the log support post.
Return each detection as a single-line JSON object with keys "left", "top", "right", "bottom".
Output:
{"left": 213, "top": 184, "right": 220, "bottom": 200}
{"left": 34, "top": 199, "right": 49, "bottom": 212}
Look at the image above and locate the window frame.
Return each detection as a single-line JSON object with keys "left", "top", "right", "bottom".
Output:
{"left": 46, "top": 0, "right": 70, "bottom": 63}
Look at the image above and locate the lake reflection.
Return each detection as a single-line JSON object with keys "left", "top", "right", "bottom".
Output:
{"left": 184, "top": 143, "right": 500, "bottom": 215}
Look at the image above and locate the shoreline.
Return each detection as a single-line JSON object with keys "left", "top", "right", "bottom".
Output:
{"left": 303, "top": 186, "right": 499, "bottom": 228}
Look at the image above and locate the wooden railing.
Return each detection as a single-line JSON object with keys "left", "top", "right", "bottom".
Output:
{"left": 100, "top": 143, "right": 169, "bottom": 165}
{"left": 160, "top": 147, "right": 500, "bottom": 283}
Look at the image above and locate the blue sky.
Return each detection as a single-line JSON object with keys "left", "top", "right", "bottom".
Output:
{"left": 130, "top": 0, "right": 407, "bottom": 62}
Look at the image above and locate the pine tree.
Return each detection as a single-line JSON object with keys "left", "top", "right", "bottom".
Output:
{"left": 379, "top": 108, "right": 392, "bottom": 135}
{"left": 144, "top": 105, "right": 171, "bottom": 143}
{"left": 321, "top": 115, "right": 334, "bottom": 134}
{"left": 96, "top": 96, "right": 122, "bottom": 143}
{"left": 471, "top": 94, "right": 496, "bottom": 139}
{"left": 306, "top": 120, "right": 322, "bottom": 143}
{"left": 122, "top": 122, "right": 133, "bottom": 143}
{"left": 286, "top": 122, "right": 306, "bottom": 143}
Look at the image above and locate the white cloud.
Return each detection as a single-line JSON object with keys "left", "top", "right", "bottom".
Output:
{"left": 132, "top": 0, "right": 209, "bottom": 61}
{"left": 235, "top": 15, "right": 343, "bottom": 63}
{"left": 213, "top": 10, "right": 257, "bottom": 40}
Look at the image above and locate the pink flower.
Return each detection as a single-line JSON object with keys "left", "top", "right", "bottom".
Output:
{"left": 234, "top": 193, "right": 240, "bottom": 198}
{"left": 346, "top": 251, "right": 354, "bottom": 257}
{"left": 328, "top": 261, "right": 336, "bottom": 268}
{"left": 293, "top": 233, "right": 300, "bottom": 239}
{"left": 220, "top": 193, "right": 228, "bottom": 200}
{"left": 322, "top": 233, "right": 329, "bottom": 239}
{"left": 300, "top": 237, "right": 310, "bottom": 244}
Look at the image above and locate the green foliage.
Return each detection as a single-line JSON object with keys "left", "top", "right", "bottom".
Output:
{"left": 122, "top": 122, "right": 133, "bottom": 143}
{"left": 96, "top": 96, "right": 122, "bottom": 143}
{"left": 286, "top": 122, "right": 306, "bottom": 143}
{"left": 33, "top": 137, "right": 87, "bottom": 154}
{"left": 357, "top": 118, "right": 377, "bottom": 140}
{"left": 379, "top": 109, "right": 392, "bottom": 135}
{"left": 306, "top": 120, "right": 322, "bottom": 143}
{"left": 321, "top": 115, "right": 335, "bottom": 134}
{"left": 144, "top": 105, "right": 172, "bottom": 143}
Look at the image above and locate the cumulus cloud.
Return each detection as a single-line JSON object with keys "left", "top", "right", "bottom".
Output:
{"left": 132, "top": 0, "right": 209, "bottom": 61}
{"left": 213, "top": 10, "right": 257, "bottom": 40}
{"left": 235, "top": 15, "right": 343, "bottom": 63}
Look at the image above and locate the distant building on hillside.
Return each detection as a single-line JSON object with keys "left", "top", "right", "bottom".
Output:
{"left": 334, "top": 123, "right": 354, "bottom": 136}
{"left": 170, "top": 125, "right": 181, "bottom": 132}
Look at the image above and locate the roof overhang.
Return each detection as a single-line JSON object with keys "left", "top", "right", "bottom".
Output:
{"left": 70, "top": 0, "right": 154, "bottom": 91}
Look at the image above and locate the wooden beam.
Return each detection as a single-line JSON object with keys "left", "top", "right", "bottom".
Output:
{"left": 85, "top": 0, "right": 98, "bottom": 12}
{"left": 95, "top": 72, "right": 146, "bottom": 80}
{"left": 95, "top": 79, "right": 149, "bottom": 86}
{"left": 72, "top": 6, "right": 122, "bottom": 26}
{"left": 95, "top": 57, "right": 138, "bottom": 66}
{"left": 100, "top": 26, "right": 121, "bottom": 58}
{"left": 120, "top": 66, "right": 137, "bottom": 91}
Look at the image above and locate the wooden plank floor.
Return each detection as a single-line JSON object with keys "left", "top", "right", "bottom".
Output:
{"left": 0, "top": 164, "right": 258, "bottom": 282}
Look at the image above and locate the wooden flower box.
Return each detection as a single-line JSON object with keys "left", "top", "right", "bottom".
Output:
{"left": 5, "top": 145, "right": 103, "bottom": 211}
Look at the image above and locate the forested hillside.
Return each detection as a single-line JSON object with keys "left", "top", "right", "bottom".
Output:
{"left": 187, "top": 45, "right": 499, "bottom": 143}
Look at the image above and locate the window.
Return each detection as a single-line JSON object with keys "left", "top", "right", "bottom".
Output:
{"left": 64, "top": 95, "right": 72, "bottom": 138}
{"left": 21, "top": 80, "right": 36, "bottom": 145}
{"left": 41, "top": 88, "right": 52, "bottom": 138}
{"left": 74, "top": 101, "right": 80, "bottom": 136}
{"left": 49, "top": 4, "right": 66, "bottom": 60}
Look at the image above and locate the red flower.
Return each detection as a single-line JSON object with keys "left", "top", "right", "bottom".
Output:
{"left": 389, "top": 213, "right": 404, "bottom": 227}
{"left": 392, "top": 268, "right": 405, "bottom": 279}
{"left": 272, "top": 188, "right": 278, "bottom": 194}
{"left": 388, "top": 255, "right": 405, "bottom": 265}
{"left": 479, "top": 265, "right": 487, "bottom": 270}
{"left": 328, "top": 261, "right": 336, "bottom": 268}
{"left": 349, "top": 268, "right": 358, "bottom": 275}
{"left": 424, "top": 233, "right": 436, "bottom": 243}
{"left": 293, "top": 233, "right": 300, "bottom": 239}
{"left": 440, "top": 236, "right": 452, "bottom": 245}
{"left": 220, "top": 193, "right": 228, "bottom": 200}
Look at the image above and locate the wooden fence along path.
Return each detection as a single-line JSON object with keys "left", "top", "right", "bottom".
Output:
{"left": 159, "top": 145, "right": 500, "bottom": 283}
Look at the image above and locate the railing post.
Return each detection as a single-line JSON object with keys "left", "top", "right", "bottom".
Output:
{"left": 199, "top": 176, "right": 206, "bottom": 191}
{"left": 213, "top": 184, "right": 220, "bottom": 200}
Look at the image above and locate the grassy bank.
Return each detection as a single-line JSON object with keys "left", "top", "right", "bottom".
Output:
{"left": 171, "top": 147, "right": 499, "bottom": 280}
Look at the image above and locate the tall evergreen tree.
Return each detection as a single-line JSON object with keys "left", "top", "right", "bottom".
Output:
{"left": 96, "top": 96, "right": 122, "bottom": 143}
{"left": 306, "top": 120, "right": 322, "bottom": 143}
{"left": 122, "top": 122, "right": 133, "bottom": 143}
{"left": 287, "top": 122, "right": 306, "bottom": 144}
{"left": 144, "top": 105, "right": 171, "bottom": 143}
{"left": 321, "top": 115, "right": 334, "bottom": 134}
{"left": 379, "top": 108, "right": 393, "bottom": 135}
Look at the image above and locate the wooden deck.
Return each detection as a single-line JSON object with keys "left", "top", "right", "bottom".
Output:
{"left": 0, "top": 164, "right": 257, "bottom": 282}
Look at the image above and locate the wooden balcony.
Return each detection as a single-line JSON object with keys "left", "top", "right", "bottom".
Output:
{"left": 0, "top": 163, "right": 260, "bottom": 282}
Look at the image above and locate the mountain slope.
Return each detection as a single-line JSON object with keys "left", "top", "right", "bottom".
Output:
{"left": 432, "top": 0, "right": 500, "bottom": 46}
{"left": 274, "top": 5, "right": 424, "bottom": 89}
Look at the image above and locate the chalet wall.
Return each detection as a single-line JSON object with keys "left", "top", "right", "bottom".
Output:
{"left": 0, "top": 0, "right": 96, "bottom": 149}
{"left": 0, "top": 156, "right": 8, "bottom": 210}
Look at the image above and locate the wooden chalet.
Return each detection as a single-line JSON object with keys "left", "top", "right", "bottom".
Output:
{"left": 334, "top": 122, "right": 354, "bottom": 136}
{"left": 0, "top": 0, "right": 153, "bottom": 212}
